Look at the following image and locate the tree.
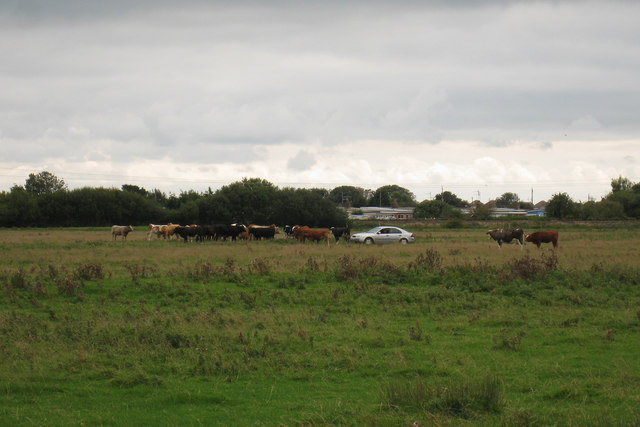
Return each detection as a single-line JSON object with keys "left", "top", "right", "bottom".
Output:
{"left": 368, "top": 185, "right": 416, "bottom": 207}
{"left": 434, "top": 191, "right": 467, "bottom": 208}
{"left": 496, "top": 192, "right": 520, "bottom": 208}
{"left": 580, "top": 200, "right": 625, "bottom": 220}
{"left": 414, "top": 200, "right": 462, "bottom": 219}
{"left": 0, "top": 186, "right": 40, "bottom": 226}
{"left": 122, "top": 184, "right": 148, "bottom": 196}
{"left": 328, "top": 186, "right": 368, "bottom": 207}
{"left": 546, "top": 192, "right": 576, "bottom": 219}
{"left": 24, "top": 171, "right": 67, "bottom": 195}
{"left": 603, "top": 176, "right": 640, "bottom": 219}
{"left": 470, "top": 203, "right": 492, "bottom": 220}
{"left": 610, "top": 176, "right": 634, "bottom": 193}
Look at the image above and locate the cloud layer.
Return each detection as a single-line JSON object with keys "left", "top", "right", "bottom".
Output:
{"left": 1, "top": 1, "right": 639, "bottom": 202}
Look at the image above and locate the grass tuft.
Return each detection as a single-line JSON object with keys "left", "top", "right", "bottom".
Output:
{"left": 380, "top": 374, "right": 504, "bottom": 417}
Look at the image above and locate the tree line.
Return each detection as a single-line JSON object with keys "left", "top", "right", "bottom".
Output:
{"left": 0, "top": 172, "right": 639, "bottom": 227}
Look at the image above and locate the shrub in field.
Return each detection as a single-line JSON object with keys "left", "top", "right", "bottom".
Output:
{"left": 249, "top": 257, "right": 271, "bottom": 275}
{"left": 9, "top": 269, "right": 28, "bottom": 289}
{"left": 302, "top": 256, "right": 320, "bottom": 273}
{"left": 125, "top": 263, "right": 156, "bottom": 284}
{"left": 504, "top": 252, "right": 558, "bottom": 281}
{"left": 445, "top": 218, "right": 464, "bottom": 229}
{"left": 190, "top": 261, "right": 215, "bottom": 282}
{"left": 55, "top": 275, "right": 83, "bottom": 296}
{"left": 217, "top": 258, "right": 245, "bottom": 283}
{"left": 408, "top": 248, "right": 443, "bottom": 273}
{"left": 74, "top": 263, "right": 105, "bottom": 281}
{"left": 334, "top": 255, "right": 404, "bottom": 283}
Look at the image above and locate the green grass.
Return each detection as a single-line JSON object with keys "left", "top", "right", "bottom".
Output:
{"left": 1, "top": 224, "right": 640, "bottom": 425}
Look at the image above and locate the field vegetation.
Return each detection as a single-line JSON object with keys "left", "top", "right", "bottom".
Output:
{"left": 1, "top": 221, "right": 639, "bottom": 425}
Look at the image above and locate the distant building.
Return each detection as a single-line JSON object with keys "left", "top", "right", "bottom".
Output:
{"left": 461, "top": 207, "right": 546, "bottom": 217}
{"left": 347, "top": 207, "right": 415, "bottom": 220}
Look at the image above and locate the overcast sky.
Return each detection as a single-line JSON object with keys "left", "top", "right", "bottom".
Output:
{"left": 1, "top": 0, "right": 639, "bottom": 203}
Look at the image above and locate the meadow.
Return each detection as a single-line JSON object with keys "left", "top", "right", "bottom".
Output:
{"left": 1, "top": 222, "right": 639, "bottom": 426}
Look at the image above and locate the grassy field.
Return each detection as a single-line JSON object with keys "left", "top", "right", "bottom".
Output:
{"left": 1, "top": 222, "right": 639, "bottom": 426}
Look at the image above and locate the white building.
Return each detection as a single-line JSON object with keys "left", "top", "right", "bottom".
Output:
{"left": 348, "top": 207, "right": 415, "bottom": 220}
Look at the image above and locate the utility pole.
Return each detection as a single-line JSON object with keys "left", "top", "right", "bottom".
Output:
{"left": 531, "top": 188, "right": 534, "bottom": 204}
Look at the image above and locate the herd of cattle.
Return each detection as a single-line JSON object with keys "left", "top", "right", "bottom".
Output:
{"left": 112, "top": 224, "right": 558, "bottom": 249}
{"left": 111, "top": 223, "right": 351, "bottom": 245}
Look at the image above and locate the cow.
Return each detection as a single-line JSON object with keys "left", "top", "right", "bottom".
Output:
{"left": 147, "top": 223, "right": 180, "bottom": 240}
{"left": 147, "top": 224, "right": 162, "bottom": 240}
{"left": 283, "top": 225, "right": 295, "bottom": 238}
{"left": 173, "top": 225, "right": 201, "bottom": 242}
{"left": 160, "top": 223, "right": 180, "bottom": 239}
{"left": 112, "top": 225, "right": 134, "bottom": 241}
{"left": 214, "top": 224, "right": 247, "bottom": 242}
{"left": 248, "top": 224, "right": 280, "bottom": 240}
{"left": 330, "top": 226, "right": 350, "bottom": 244}
{"left": 525, "top": 231, "right": 559, "bottom": 249}
{"left": 486, "top": 228, "right": 524, "bottom": 249}
{"left": 292, "top": 225, "right": 331, "bottom": 246}
{"left": 198, "top": 225, "right": 217, "bottom": 241}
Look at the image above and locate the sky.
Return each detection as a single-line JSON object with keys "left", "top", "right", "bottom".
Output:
{"left": 1, "top": 0, "right": 639, "bottom": 204}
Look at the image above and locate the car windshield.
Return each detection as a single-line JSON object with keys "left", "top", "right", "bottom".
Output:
{"left": 366, "top": 227, "right": 384, "bottom": 233}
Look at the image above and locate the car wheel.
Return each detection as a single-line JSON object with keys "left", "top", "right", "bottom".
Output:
{"left": 400, "top": 238, "right": 408, "bottom": 244}
{"left": 364, "top": 237, "right": 374, "bottom": 245}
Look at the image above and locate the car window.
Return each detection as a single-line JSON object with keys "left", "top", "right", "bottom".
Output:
{"left": 388, "top": 228, "right": 401, "bottom": 234}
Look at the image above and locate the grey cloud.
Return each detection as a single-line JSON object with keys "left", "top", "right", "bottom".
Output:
{"left": 1, "top": 0, "right": 639, "bottom": 168}
{"left": 287, "top": 151, "right": 316, "bottom": 171}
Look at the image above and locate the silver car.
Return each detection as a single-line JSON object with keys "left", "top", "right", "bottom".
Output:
{"left": 350, "top": 226, "right": 415, "bottom": 245}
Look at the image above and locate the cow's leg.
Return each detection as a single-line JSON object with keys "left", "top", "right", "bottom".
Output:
{"left": 496, "top": 240, "right": 502, "bottom": 249}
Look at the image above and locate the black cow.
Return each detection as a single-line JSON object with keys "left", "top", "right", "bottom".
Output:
{"left": 198, "top": 225, "right": 217, "bottom": 241}
{"left": 214, "top": 224, "right": 247, "bottom": 241}
{"left": 486, "top": 228, "right": 524, "bottom": 249}
{"left": 174, "top": 226, "right": 201, "bottom": 242}
{"left": 283, "top": 225, "right": 295, "bottom": 238}
{"left": 248, "top": 224, "right": 278, "bottom": 240}
{"left": 330, "top": 227, "right": 350, "bottom": 243}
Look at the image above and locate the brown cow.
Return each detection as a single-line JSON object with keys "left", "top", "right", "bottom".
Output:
{"left": 160, "top": 223, "right": 180, "bottom": 239}
{"left": 292, "top": 225, "right": 331, "bottom": 246}
{"left": 525, "top": 231, "right": 558, "bottom": 248}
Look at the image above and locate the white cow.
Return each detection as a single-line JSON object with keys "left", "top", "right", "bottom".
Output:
{"left": 112, "top": 225, "right": 134, "bottom": 240}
